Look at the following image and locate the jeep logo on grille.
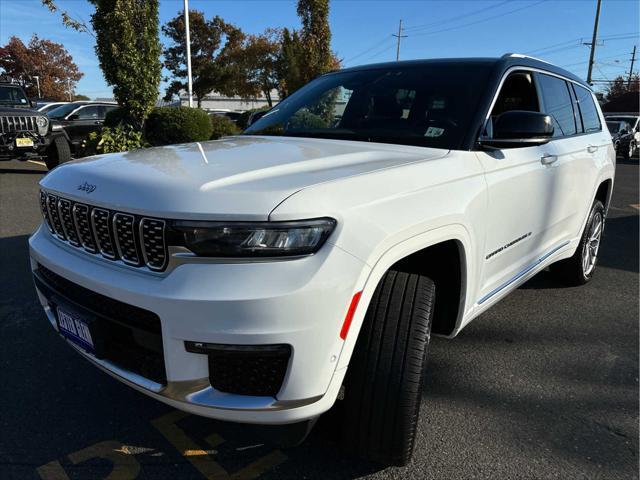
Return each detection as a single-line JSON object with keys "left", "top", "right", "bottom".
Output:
{"left": 77, "top": 182, "right": 96, "bottom": 193}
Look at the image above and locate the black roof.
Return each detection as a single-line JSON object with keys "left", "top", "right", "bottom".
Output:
{"left": 340, "top": 54, "right": 591, "bottom": 90}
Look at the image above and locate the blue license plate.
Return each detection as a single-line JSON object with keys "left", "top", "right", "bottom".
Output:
{"left": 56, "top": 306, "right": 95, "bottom": 354}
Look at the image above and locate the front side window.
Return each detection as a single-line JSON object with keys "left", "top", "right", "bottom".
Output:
{"left": 537, "top": 73, "right": 577, "bottom": 137}
{"left": 244, "top": 64, "right": 493, "bottom": 150}
{"left": 76, "top": 106, "right": 100, "bottom": 120}
{"left": 486, "top": 71, "right": 540, "bottom": 137}
{"left": 573, "top": 85, "right": 601, "bottom": 133}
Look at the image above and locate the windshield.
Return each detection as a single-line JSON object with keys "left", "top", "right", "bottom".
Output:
{"left": 244, "top": 63, "right": 492, "bottom": 150}
{"left": 47, "top": 102, "right": 82, "bottom": 119}
{"left": 0, "top": 86, "right": 29, "bottom": 105}
{"left": 39, "top": 103, "right": 65, "bottom": 114}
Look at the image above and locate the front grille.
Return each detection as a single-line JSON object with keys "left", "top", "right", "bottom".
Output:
{"left": 186, "top": 343, "right": 291, "bottom": 397}
{"left": 0, "top": 115, "right": 38, "bottom": 133}
{"left": 34, "top": 264, "right": 166, "bottom": 384}
{"left": 40, "top": 190, "right": 168, "bottom": 271}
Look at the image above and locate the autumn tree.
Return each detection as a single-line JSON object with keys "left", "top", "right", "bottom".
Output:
{"left": 162, "top": 11, "right": 243, "bottom": 107}
{"left": 0, "top": 35, "right": 83, "bottom": 100}
{"left": 604, "top": 74, "right": 640, "bottom": 101}
{"left": 223, "top": 30, "right": 281, "bottom": 107}
{"left": 277, "top": 0, "right": 339, "bottom": 98}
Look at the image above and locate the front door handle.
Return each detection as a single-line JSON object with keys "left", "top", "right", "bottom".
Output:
{"left": 587, "top": 145, "right": 598, "bottom": 153}
{"left": 541, "top": 154, "right": 558, "bottom": 165}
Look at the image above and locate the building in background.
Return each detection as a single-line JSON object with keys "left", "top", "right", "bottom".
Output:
{"left": 179, "top": 90, "right": 280, "bottom": 112}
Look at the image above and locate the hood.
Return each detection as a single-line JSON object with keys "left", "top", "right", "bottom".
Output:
{"left": 40, "top": 135, "right": 448, "bottom": 220}
{"left": 0, "top": 106, "right": 39, "bottom": 114}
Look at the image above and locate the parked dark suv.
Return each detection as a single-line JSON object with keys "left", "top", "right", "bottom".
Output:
{"left": 47, "top": 102, "right": 118, "bottom": 157}
{"left": 0, "top": 81, "right": 70, "bottom": 169}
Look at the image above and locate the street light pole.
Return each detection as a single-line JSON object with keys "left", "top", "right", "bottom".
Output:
{"left": 67, "top": 78, "right": 72, "bottom": 101}
{"left": 184, "top": 0, "right": 194, "bottom": 108}
{"left": 33, "top": 75, "right": 41, "bottom": 99}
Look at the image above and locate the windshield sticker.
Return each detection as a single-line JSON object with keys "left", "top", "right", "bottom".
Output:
{"left": 425, "top": 127, "right": 444, "bottom": 137}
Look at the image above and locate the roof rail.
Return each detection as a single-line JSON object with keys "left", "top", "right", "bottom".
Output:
{"left": 502, "top": 52, "right": 552, "bottom": 65}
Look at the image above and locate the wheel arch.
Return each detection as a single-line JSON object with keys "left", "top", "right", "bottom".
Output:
{"left": 336, "top": 224, "right": 472, "bottom": 370}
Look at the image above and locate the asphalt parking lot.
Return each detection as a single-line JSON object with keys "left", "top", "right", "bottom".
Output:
{"left": 0, "top": 158, "right": 638, "bottom": 480}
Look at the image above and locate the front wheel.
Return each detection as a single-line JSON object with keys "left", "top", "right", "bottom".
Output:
{"left": 340, "top": 270, "right": 435, "bottom": 466}
{"left": 551, "top": 199, "right": 605, "bottom": 286}
{"left": 45, "top": 136, "right": 71, "bottom": 170}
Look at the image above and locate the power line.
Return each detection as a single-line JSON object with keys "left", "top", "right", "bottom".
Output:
{"left": 409, "top": 0, "right": 548, "bottom": 39}
{"left": 344, "top": 36, "right": 394, "bottom": 64}
{"left": 403, "top": 0, "right": 511, "bottom": 33}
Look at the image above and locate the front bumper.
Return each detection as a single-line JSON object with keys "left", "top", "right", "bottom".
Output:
{"left": 0, "top": 132, "right": 51, "bottom": 160}
{"left": 29, "top": 224, "right": 369, "bottom": 424}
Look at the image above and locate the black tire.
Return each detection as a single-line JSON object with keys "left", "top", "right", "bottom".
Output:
{"left": 45, "top": 136, "right": 71, "bottom": 170}
{"left": 622, "top": 141, "right": 631, "bottom": 160}
{"left": 341, "top": 270, "right": 435, "bottom": 466}
{"left": 550, "top": 199, "right": 605, "bottom": 286}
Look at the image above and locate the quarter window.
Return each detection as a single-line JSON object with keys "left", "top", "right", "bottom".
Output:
{"left": 537, "top": 74, "right": 577, "bottom": 137}
{"left": 573, "top": 85, "right": 602, "bottom": 133}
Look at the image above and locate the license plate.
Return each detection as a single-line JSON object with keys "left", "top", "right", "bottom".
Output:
{"left": 57, "top": 307, "right": 95, "bottom": 353}
{"left": 16, "top": 137, "right": 34, "bottom": 147}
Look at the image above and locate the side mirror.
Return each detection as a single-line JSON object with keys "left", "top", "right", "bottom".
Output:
{"left": 67, "top": 114, "right": 79, "bottom": 121}
{"left": 479, "top": 111, "right": 554, "bottom": 149}
{"left": 29, "top": 99, "right": 37, "bottom": 109}
{"left": 248, "top": 110, "right": 267, "bottom": 126}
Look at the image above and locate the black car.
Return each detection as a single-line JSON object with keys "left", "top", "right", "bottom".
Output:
{"left": 0, "top": 81, "right": 70, "bottom": 169}
{"left": 606, "top": 119, "right": 636, "bottom": 159}
{"left": 605, "top": 114, "right": 639, "bottom": 159}
{"left": 47, "top": 102, "right": 118, "bottom": 156}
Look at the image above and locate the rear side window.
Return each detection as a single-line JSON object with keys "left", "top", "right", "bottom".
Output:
{"left": 537, "top": 73, "right": 577, "bottom": 137}
{"left": 573, "top": 85, "right": 601, "bottom": 133}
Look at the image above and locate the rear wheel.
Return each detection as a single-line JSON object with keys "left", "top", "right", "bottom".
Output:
{"left": 45, "top": 136, "right": 71, "bottom": 170}
{"left": 551, "top": 199, "right": 605, "bottom": 286}
{"left": 341, "top": 270, "right": 435, "bottom": 466}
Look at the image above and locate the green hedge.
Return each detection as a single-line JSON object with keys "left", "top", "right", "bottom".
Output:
{"left": 144, "top": 107, "right": 212, "bottom": 146}
{"left": 210, "top": 115, "right": 241, "bottom": 140}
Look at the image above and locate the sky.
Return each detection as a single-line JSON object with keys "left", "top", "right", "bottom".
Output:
{"left": 0, "top": 0, "right": 638, "bottom": 99}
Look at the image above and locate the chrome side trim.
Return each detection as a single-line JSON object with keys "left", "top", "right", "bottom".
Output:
{"left": 477, "top": 241, "right": 570, "bottom": 305}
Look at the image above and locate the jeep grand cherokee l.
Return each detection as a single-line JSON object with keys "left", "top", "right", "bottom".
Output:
{"left": 30, "top": 54, "right": 614, "bottom": 465}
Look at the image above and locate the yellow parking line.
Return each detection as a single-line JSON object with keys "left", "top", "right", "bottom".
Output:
{"left": 27, "top": 160, "right": 46, "bottom": 166}
{"left": 151, "top": 411, "right": 229, "bottom": 479}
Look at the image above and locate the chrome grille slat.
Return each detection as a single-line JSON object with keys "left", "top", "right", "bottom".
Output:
{"left": 39, "top": 190, "right": 168, "bottom": 272}
{"left": 72, "top": 203, "right": 97, "bottom": 253}
{"left": 46, "top": 194, "right": 66, "bottom": 239}
{"left": 140, "top": 218, "right": 167, "bottom": 271}
{"left": 57, "top": 199, "right": 80, "bottom": 246}
{"left": 113, "top": 213, "right": 140, "bottom": 265}
{"left": 91, "top": 208, "right": 116, "bottom": 259}
{"left": 0, "top": 115, "right": 39, "bottom": 133}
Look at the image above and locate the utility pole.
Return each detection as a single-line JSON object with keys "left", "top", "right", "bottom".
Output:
{"left": 586, "top": 0, "right": 602, "bottom": 85}
{"left": 184, "top": 0, "right": 194, "bottom": 108}
{"left": 628, "top": 45, "right": 637, "bottom": 88}
{"left": 392, "top": 19, "right": 407, "bottom": 62}
{"left": 67, "top": 78, "right": 72, "bottom": 101}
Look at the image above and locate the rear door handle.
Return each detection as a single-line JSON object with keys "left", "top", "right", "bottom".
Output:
{"left": 587, "top": 145, "right": 598, "bottom": 153}
{"left": 541, "top": 154, "right": 558, "bottom": 165}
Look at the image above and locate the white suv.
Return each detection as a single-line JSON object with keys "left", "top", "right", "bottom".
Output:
{"left": 30, "top": 54, "right": 615, "bottom": 465}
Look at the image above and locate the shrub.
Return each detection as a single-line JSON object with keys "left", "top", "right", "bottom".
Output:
{"left": 237, "top": 106, "right": 270, "bottom": 129}
{"left": 144, "top": 107, "right": 212, "bottom": 146}
{"left": 210, "top": 115, "right": 241, "bottom": 140}
{"left": 82, "top": 124, "right": 145, "bottom": 156}
{"left": 288, "top": 109, "right": 328, "bottom": 130}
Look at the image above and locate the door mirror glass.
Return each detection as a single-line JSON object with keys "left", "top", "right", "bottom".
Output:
{"left": 66, "top": 113, "right": 79, "bottom": 121}
{"left": 479, "top": 110, "right": 554, "bottom": 149}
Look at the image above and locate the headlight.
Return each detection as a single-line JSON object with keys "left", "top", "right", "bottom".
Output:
{"left": 36, "top": 116, "right": 49, "bottom": 135}
{"left": 173, "top": 218, "right": 336, "bottom": 257}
